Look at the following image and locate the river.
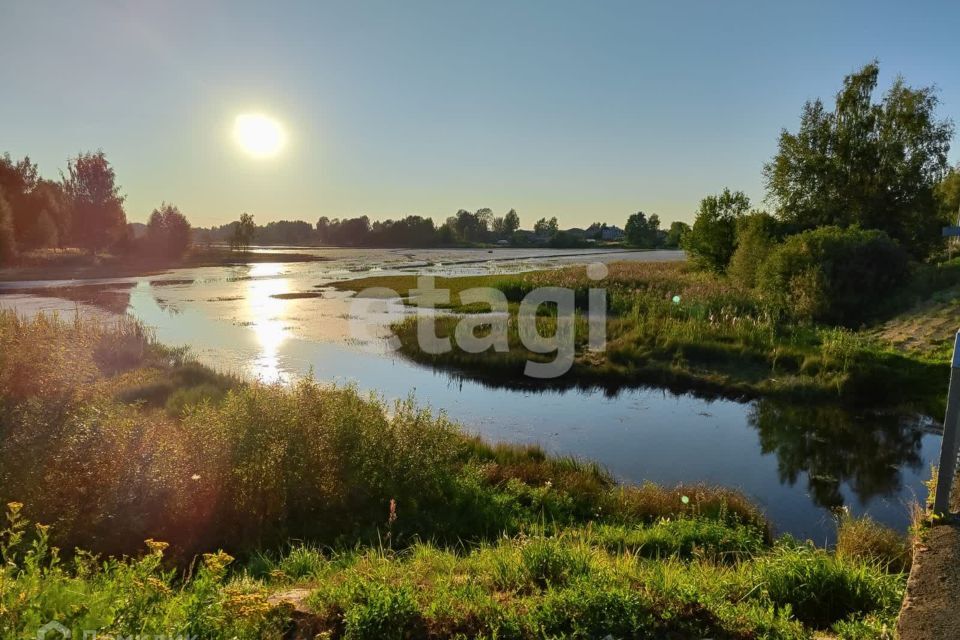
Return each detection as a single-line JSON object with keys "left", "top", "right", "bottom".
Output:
{"left": 0, "top": 247, "right": 939, "bottom": 543}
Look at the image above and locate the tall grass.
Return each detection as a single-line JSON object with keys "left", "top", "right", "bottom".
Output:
{"left": 0, "top": 313, "right": 912, "bottom": 638}
{"left": 371, "top": 261, "right": 947, "bottom": 407}
{"left": 0, "top": 311, "right": 768, "bottom": 559}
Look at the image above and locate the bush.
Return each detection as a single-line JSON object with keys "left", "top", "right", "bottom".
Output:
{"left": 728, "top": 212, "right": 781, "bottom": 288}
{"left": 757, "top": 226, "right": 910, "bottom": 326}
{"left": 682, "top": 188, "right": 750, "bottom": 273}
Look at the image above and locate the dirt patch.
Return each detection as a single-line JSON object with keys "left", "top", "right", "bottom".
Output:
{"left": 267, "top": 588, "right": 325, "bottom": 640}
{"left": 874, "top": 286, "right": 960, "bottom": 356}
{"left": 898, "top": 521, "right": 960, "bottom": 640}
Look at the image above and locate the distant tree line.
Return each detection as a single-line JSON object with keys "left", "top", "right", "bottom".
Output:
{"left": 195, "top": 207, "right": 693, "bottom": 250}
{"left": 0, "top": 150, "right": 193, "bottom": 265}
{"left": 681, "top": 62, "right": 958, "bottom": 326}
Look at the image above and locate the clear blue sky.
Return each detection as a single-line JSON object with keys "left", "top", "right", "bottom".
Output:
{"left": 2, "top": 0, "right": 958, "bottom": 228}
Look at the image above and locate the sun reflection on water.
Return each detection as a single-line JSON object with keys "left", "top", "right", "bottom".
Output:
{"left": 245, "top": 263, "right": 290, "bottom": 383}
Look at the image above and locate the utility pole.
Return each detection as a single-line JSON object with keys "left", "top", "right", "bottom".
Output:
{"left": 933, "top": 331, "right": 960, "bottom": 515}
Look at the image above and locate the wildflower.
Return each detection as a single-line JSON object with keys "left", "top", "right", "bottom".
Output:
{"left": 145, "top": 539, "right": 169, "bottom": 555}
{"left": 203, "top": 550, "right": 235, "bottom": 573}
{"left": 191, "top": 473, "right": 201, "bottom": 481}
{"left": 681, "top": 495, "right": 690, "bottom": 505}
{"left": 223, "top": 591, "right": 273, "bottom": 618}
{"left": 388, "top": 498, "right": 397, "bottom": 526}
{"left": 6, "top": 502, "right": 23, "bottom": 515}
{"left": 146, "top": 576, "right": 172, "bottom": 594}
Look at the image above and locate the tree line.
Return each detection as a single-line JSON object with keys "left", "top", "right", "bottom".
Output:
{"left": 681, "top": 62, "right": 960, "bottom": 326}
{"left": 195, "top": 209, "right": 691, "bottom": 250}
{"left": 0, "top": 145, "right": 686, "bottom": 262}
{"left": 9, "top": 61, "right": 952, "bottom": 274}
{"left": 0, "top": 151, "right": 192, "bottom": 265}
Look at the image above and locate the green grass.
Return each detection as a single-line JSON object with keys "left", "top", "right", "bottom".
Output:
{"left": 3, "top": 505, "right": 907, "bottom": 639}
{"left": 0, "top": 312, "right": 912, "bottom": 638}
{"left": 335, "top": 261, "right": 951, "bottom": 409}
{"left": 0, "top": 311, "right": 767, "bottom": 559}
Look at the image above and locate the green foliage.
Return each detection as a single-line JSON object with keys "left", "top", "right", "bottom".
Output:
{"left": 493, "top": 208, "right": 521, "bottom": 239}
{"left": 533, "top": 216, "right": 559, "bottom": 237}
{"left": 530, "top": 583, "right": 657, "bottom": 639}
{"left": 728, "top": 211, "right": 781, "bottom": 288}
{"left": 664, "top": 220, "right": 690, "bottom": 248}
{"left": 683, "top": 188, "right": 751, "bottom": 272}
{"left": 937, "top": 165, "right": 960, "bottom": 224}
{"left": 757, "top": 226, "right": 910, "bottom": 326}
{"left": 0, "top": 313, "right": 916, "bottom": 639}
{"left": 63, "top": 151, "right": 127, "bottom": 253}
{"left": 625, "top": 211, "right": 661, "bottom": 248}
{"left": 754, "top": 540, "right": 904, "bottom": 629}
{"left": 358, "top": 261, "right": 945, "bottom": 408}
{"left": 1, "top": 499, "right": 908, "bottom": 639}
{"left": 0, "top": 312, "right": 780, "bottom": 559}
{"left": 503, "top": 208, "right": 520, "bottom": 235}
{"left": 764, "top": 61, "right": 954, "bottom": 258}
{"left": 519, "top": 537, "right": 591, "bottom": 588}
{"left": 590, "top": 518, "right": 765, "bottom": 561}
{"left": 342, "top": 584, "right": 421, "bottom": 640}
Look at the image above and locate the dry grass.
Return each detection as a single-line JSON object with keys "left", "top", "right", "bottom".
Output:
{"left": 836, "top": 513, "right": 912, "bottom": 573}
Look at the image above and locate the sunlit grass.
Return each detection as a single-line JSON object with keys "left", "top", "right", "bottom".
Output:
{"left": 0, "top": 312, "right": 911, "bottom": 638}
{"left": 338, "top": 261, "right": 948, "bottom": 407}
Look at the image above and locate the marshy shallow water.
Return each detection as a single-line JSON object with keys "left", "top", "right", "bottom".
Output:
{"left": 0, "top": 247, "right": 939, "bottom": 542}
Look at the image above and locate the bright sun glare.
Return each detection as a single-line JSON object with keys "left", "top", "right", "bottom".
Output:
{"left": 233, "top": 113, "right": 286, "bottom": 158}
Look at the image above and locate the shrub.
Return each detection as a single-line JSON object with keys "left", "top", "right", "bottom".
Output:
{"left": 728, "top": 212, "right": 781, "bottom": 288}
{"left": 682, "top": 188, "right": 751, "bottom": 273}
{"left": 757, "top": 226, "right": 910, "bottom": 326}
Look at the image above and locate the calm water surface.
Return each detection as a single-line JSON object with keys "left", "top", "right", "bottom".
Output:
{"left": 0, "top": 248, "right": 939, "bottom": 542}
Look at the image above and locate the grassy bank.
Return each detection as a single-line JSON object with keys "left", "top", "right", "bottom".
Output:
{"left": 5, "top": 506, "right": 907, "bottom": 640}
{"left": 333, "top": 261, "right": 955, "bottom": 410}
{"left": 0, "top": 312, "right": 912, "bottom": 638}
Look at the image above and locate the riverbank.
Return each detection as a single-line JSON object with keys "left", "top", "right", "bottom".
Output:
{"left": 0, "top": 311, "right": 912, "bottom": 638}
{"left": 332, "top": 261, "right": 953, "bottom": 411}
{"left": 0, "top": 246, "right": 327, "bottom": 282}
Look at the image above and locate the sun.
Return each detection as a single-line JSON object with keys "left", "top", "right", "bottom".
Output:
{"left": 233, "top": 113, "right": 286, "bottom": 158}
